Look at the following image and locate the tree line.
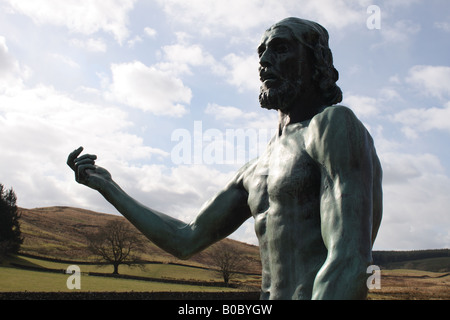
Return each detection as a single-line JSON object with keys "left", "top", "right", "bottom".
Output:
{"left": 373, "top": 249, "right": 450, "bottom": 265}
{"left": 0, "top": 184, "right": 22, "bottom": 258}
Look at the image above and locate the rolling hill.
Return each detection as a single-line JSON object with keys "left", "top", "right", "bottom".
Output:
{"left": 18, "top": 206, "right": 262, "bottom": 273}
{"left": 17, "top": 206, "right": 449, "bottom": 273}
{"left": 5, "top": 206, "right": 449, "bottom": 299}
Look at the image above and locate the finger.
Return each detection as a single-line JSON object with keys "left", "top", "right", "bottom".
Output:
{"left": 76, "top": 164, "right": 96, "bottom": 182}
{"left": 67, "top": 147, "right": 84, "bottom": 169}
{"left": 74, "top": 158, "right": 96, "bottom": 166}
{"left": 74, "top": 154, "right": 97, "bottom": 164}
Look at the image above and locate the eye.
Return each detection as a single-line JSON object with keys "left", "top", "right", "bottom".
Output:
{"left": 257, "top": 46, "right": 266, "bottom": 58}
{"left": 274, "top": 43, "right": 289, "bottom": 54}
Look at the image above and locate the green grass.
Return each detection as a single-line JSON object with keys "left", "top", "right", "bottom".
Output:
{"left": 0, "top": 266, "right": 238, "bottom": 292}
{"left": 7, "top": 255, "right": 224, "bottom": 281}
{"left": 0, "top": 255, "right": 249, "bottom": 293}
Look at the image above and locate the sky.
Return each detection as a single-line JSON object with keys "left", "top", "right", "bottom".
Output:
{"left": 0, "top": 0, "right": 449, "bottom": 251}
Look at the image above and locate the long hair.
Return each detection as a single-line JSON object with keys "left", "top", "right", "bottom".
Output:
{"left": 269, "top": 17, "right": 343, "bottom": 106}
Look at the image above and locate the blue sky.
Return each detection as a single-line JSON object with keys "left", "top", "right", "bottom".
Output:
{"left": 0, "top": 0, "right": 449, "bottom": 250}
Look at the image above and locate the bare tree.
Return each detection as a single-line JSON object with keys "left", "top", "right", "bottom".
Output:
{"left": 209, "top": 242, "right": 248, "bottom": 286}
{"left": 87, "top": 220, "right": 143, "bottom": 274}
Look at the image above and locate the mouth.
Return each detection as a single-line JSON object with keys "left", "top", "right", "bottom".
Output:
{"left": 260, "top": 72, "right": 279, "bottom": 86}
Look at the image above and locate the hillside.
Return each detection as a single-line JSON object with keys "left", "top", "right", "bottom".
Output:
{"left": 7, "top": 206, "right": 450, "bottom": 299}
{"left": 373, "top": 249, "right": 450, "bottom": 272}
{"left": 18, "top": 206, "right": 262, "bottom": 274}
{"left": 17, "top": 206, "right": 449, "bottom": 274}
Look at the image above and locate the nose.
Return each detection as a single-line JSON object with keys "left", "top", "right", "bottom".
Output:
{"left": 259, "top": 49, "right": 272, "bottom": 68}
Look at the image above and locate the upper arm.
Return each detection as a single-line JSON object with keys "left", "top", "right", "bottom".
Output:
{"left": 305, "top": 106, "right": 375, "bottom": 259}
{"left": 179, "top": 163, "right": 252, "bottom": 258}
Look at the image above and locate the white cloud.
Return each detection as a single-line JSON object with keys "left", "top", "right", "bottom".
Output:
{"left": 389, "top": 75, "right": 401, "bottom": 84}
{"left": 380, "top": 20, "right": 421, "bottom": 43}
{"left": 70, "top": 38, "right": 107, "bottom": 52}
{"left": 343, "top": 93, "right": 379, "bottom": 118}
{"left": 406, "top": 65, "right": 450, "bottom": 100}
{"left": 156, "top": 0, "right": 368, "bottom": 37}
{"left": 379, "top": 87, "right": 402, "bottom": 101}
{"left": 144, "top": 27, "right": 157, "bottom": 38}
{"left": 0, "top": 35, "right": 169, "bottom": 210}
{"left": 381, "top": 152, "right": 444, "bottom": 185}
{"left": 220, "top": 53, "right": 260, "bottom": 93}
{"left": 205, "top": 103, "right": 251, "bottom": 121}
{"left": 0, "top": 45, "right": 235, "bottom": 230}
{"left": 4, "top": 0, "right": 137, "bottom": 44}
{"left": 50, "top": 53, "right": 80, "bottom": 69}
{"left": 388, "top": 65, "right": 450, "bottom": 137}
{"left": 159, "top": 43, "right": 217, "bottom": 75}
{"left": 0, "top": 35, "right": 16, "bottom": 73}
{"left": 301, "top": 0, "right": 364, "bottom": 29}
{"left": 392, "top": 101, "right": 450, "bottom": 136}
{"left": 159, "top": 41, "right": 260, "bottom": 93}
{"left": 127, "top": 35, "right": 143, "bottom": 48}
{"left": 0, "top": 35, "right": 27, "bottom": 86}
{"left": 156, "top": 0, "right": 286, "bottom": 36}
{"left": 0, "top": 82, "right": 169, "bottom": 210}
{"left": 106, "top": 61, "right": 191, "bottom": 117}
{"left": 116, "top": 164, "right": 234, "bottom": 220}
{"left": 377, "top": 151, "right": 450, "bottom": 250}
{"left": 204, "top": 103, "right": 276, "bottom": 130}
{"left": 434, "top": 21, "right": 450, "bottom": 33}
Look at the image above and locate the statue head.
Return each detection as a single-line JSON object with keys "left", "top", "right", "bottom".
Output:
{"left": 258, "top": 17, "right": 342, "bottom": 112}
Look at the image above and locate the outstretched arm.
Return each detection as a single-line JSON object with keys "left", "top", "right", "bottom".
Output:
{"left": 67, "top": 147, "right": 252, "bottom": 260}
{"left": 305, "top": 107, "right": 377, "bottom": 299}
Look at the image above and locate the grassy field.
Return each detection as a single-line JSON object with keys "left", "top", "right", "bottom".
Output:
{"left": 0, "top": 255, "right": 248, "bottom": 293}
{"left": 1, "top": 255, "right": 449, "bottom": 299}
{"left": 368, "top": 269, "right": 450, "bottom": 300}
{"left": 0, "top": 266, "right": 234, "bottom": 292}
{"left": 4, "top": 207, "right": 448, "bottom": 299}
{"left": 7, "top": 254, "right": 223, "bottom": 281}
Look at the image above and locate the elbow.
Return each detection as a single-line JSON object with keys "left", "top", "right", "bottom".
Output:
{"left": 154, "top": 225, "right": 198, "bottom": 260}
{"left": 160, "top": 245, "right": 191, "bottom": 260}
{"left": 172, "top": 240, "right": 209, "bottom": 260}
{"left": 170, "top": 240, "right": 200, "bottom": 260}
{"left": 174, "top": 249, "right": 194, "bottom": 261}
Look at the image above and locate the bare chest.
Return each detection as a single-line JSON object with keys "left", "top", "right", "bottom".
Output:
{"left": 244, "top": 128, "right": 321, "bottom": 216}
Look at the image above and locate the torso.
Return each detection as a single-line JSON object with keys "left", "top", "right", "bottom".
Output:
{"left": 243, "top": 121, "right": 327, "bottom": 300}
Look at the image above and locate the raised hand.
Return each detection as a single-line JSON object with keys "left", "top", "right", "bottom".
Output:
{"left": 67, "top": 147, "right": 112, "bottom": 190}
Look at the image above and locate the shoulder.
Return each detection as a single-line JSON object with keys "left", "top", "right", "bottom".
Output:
{"left": 305, "top": 105, "right": 373, "bottom": 166}
{"left": 308, "top": 105, "right": 363, "bottom": 134}
{"left": 227, "top": 157, "right": 259, "bottom": 188}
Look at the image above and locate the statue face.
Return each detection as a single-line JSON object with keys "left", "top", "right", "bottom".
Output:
{"left": 258, "top": 26, "right": 311, "bottom": 111}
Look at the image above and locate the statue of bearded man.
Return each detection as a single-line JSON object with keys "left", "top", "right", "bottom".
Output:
{"left": 68, "top": 17, "right": 382, "bottom": 300}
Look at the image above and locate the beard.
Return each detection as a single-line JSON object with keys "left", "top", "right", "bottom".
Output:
{"left": 258, "top": 78, "right": 303, "bottom": 112}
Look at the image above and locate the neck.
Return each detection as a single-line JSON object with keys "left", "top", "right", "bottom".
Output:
{"left": 277, "top": 97, "right": 323, "bottom": 135}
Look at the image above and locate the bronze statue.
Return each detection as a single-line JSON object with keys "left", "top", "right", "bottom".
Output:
{"left": 68, "top": 17, "right": 382, "bottom": 300}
